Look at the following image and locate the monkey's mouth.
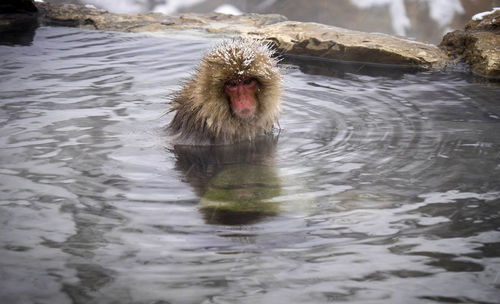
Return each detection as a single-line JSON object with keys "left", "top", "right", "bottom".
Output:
{"left": 232, "top": 106, "right": 256, "bottom": 120}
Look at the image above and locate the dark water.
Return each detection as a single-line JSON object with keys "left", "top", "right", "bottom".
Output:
{"left": 0, "top": 27, "right": 499, "bottom": 304}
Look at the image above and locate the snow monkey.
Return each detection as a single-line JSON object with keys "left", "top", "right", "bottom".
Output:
{"left": 167, "top": 38, "right": 282, "bottom": 144}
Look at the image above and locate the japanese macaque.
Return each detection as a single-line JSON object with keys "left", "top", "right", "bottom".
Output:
{"left": 167, "top": 38, "right": 281, "bottom": 144}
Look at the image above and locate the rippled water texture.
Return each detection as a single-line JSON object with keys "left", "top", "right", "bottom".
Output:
{"left": 1, "top": 27, "right": 500, "bottom": 304}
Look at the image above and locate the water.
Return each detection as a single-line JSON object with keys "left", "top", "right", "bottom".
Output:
{"left": 0, "top": 26, "right": 499, "bottom": 304}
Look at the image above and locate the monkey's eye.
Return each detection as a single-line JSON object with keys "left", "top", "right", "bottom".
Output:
{"left": 243, "top": 78, "right": 255, "bottom": 85}
{"left": 226, "top": 80, "right": 237, "bottom": 87}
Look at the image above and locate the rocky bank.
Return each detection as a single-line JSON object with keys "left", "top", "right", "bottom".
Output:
{"left": 1, "top": 1, "right": 499, "bottom": 79}
{"left": 440, "top": 8, "right": 500, "bottom": 79}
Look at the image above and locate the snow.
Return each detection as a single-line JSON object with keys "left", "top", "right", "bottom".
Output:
{"left": 472, "top": 7, "right": 500, "bottom": 21}
{"left": 351, "top": 0, "right": 410, "bottom": 36}
{"left": 351, "top": 0, "right": 465, "bottom": 36}
{"left": 424, "top": 0, "right": 464, "bottom": 28}
{"left": 84, "top": 0, "right": 143, "bottom": 14}
{"left": 84, "top": 0, "right": 204, "bottom": 14}
{"left": 214, "top": 4, "right": 243, "bottom": 16}
{"left": 154, "top": 0, "right": 204, "bottom": 14}
{"left": 205, "top": 38, "right": 278, "bottom": 81}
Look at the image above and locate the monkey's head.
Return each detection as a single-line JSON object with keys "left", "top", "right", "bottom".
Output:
{"left": 194, "top": 38, "right": 281, "bottom": 137}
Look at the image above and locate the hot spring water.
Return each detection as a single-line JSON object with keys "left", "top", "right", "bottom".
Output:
{"left": 0, "top": 26, "right": 499, "bottom": 303}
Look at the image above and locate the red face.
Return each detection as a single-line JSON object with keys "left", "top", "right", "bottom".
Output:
{"left": 224, "top": 76, "right": 259, "bottom": 119}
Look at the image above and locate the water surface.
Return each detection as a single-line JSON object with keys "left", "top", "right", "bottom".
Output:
{"left": 1, "top": 26, "right": 499, "bottom": 304}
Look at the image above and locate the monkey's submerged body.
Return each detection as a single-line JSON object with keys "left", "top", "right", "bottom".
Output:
{"left": 167, "top": 38, "right": 281, "bottom": 144}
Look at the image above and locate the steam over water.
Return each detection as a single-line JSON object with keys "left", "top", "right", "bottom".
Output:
{"left": 1, "top": 27, "right": 499, "bottom": 303}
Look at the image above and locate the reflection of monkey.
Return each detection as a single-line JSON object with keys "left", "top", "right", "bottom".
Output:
{"left": 171, "top": 135, "right": 282, "bottom": 225}
{"left": 166, "top": 38, "right": 282, "bottom": 144}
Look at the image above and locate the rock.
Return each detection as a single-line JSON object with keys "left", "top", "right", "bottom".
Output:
{"left": 464, "top": 31, "right": 500, "bottom": 78}
{"left": 171, "top": 0, "right": 495, "bottom": 45}
{"left": 37, "top": 3, "right": 167, "bottom": 31}
{"left": 36, "top": 2, "right": 285, "bottom": 32}
{"left": 440, "top": 9, "right": 500, "bottom": 79}
{"left": 248, "top": 21, "right": 449, "bottom": 70}
{"left": 35, "top": 2, "right": 451, "bottom": 71}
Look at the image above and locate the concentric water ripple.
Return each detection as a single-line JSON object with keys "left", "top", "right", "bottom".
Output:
{"left": 0, "top": 27, "right": 499, "bottom": 304}
{"left": 279, "top": 69, "right": 498, "bottom": 200}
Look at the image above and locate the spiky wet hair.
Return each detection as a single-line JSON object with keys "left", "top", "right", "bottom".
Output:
{"left": 168, "top": 38, "right": 282, "bottom": 145}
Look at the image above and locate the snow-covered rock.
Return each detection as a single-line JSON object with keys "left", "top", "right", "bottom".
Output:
{"left": 472, "top": 7, "right": 500, "bottom": 21}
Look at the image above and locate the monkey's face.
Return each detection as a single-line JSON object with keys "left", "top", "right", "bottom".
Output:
{"left": 224, "top": 76, "right": 259, "bottom": 120}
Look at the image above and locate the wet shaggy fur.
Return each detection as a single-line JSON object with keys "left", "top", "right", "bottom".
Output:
{"left": 167, "top": 38, "right": 282, "bottom": 144}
